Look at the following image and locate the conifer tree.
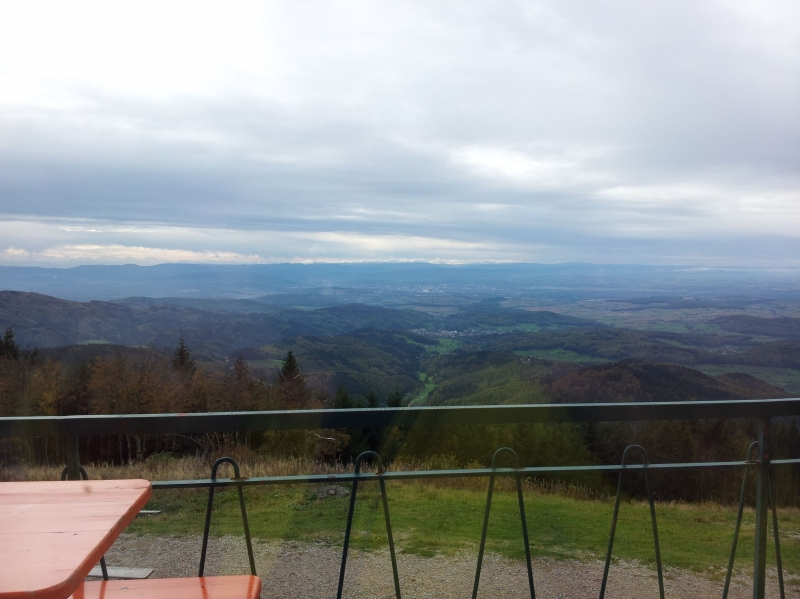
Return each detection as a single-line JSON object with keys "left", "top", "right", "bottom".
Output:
{"left": 1, "top": 328, "right": 19, "bottom": 361}
{"left": 386, "top": 388, "right": 404, "bottom": 408}
{"left": 171, "top": 337, "right": 196, "bottom": 375}
{"left": 366, "top": 389, "right": 380, "bottom": 408}
{"left": 364, "top": 390, "right": 382, "bottom": 452}
{"left": 233, "top": 353, "right": 250, "bottom": 382}
{"left": 277, "top": 350, "right": 311, "bottom": 409}
{"left": 280, "top": 350, "right": 300, "bottom": 382}
{"left": 333, "top": 385, "right": 354, "bottom": 409}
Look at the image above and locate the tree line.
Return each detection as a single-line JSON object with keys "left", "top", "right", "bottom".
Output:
{"left": 2, "top": 328, "right": 799, "bottom": 505}
{"left": 0, "top": 330, "right": 318, "bottom": 418}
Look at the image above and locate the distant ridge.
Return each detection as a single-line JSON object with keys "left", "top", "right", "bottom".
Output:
{"left": 0, "top": 290, "right": 600, "bottom": 355}
{"left": 2, "top": 262, "right": 800, "bottom": 301}
{"left": 0, "top": 290, "right": 436, "bottom": 354}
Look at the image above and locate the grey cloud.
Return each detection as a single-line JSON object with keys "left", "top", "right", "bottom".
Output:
{"left": 0, "top": 1, "right": 798, "bottom": 266}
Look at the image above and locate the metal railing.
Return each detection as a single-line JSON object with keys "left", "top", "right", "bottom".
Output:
{"left": 2, "top": 398, "right": 800, "bottom": 599}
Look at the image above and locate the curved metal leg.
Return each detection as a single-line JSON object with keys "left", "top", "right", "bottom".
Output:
{"left": 473, "top": 447, "right": 535, "bottom": 599}
{"left": 516, "top": 470, "right": 536, "bottom": 599}
{"left": 380, "top": 478, "right": 402, "bottom": 599}
{"left": 599, "top": 445, "right": 663, "bottom": 599}
{"left": 599, "top": 462, "right": 625, "bottom": 599}
{"left": 60, "top": 465, "right": 89, "bottom": 481}
{"left": 644, "top": 468, "right": 665, "bottom": 599}
{"left": 338, "top": 451, "right": 401, "bottom": 599}
{"left": 724, "top": 442, "right": 758, "bottom": 599}
{"left": 199, "top": 457, "right": 256, "bottom": 576}
{"left": 472, "top": 468, "right": 496, "bottom": 599}
{"left": 769, "top": 470, "right": 785, "bottom": 599}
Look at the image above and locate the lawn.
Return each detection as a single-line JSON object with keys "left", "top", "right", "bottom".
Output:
{"left": 407, "top": 372, "right": 436, "bottom": 405}
{"left": 696, "top": 364, "right": 800, "bottom": 395}
{"left": 513, "top": 349, "right": 612, "bottom": 364}
{"left": 425, "top": 339, "right": 463, "bottom": 354}
{"left": 129, "top": 481, "right": 799, "bottom": 579}
{"left": 244, "top": 359, "right": 285, "bottom": 369}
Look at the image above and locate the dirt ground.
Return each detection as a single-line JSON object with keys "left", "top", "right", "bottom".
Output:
{"left": 101, "top": 534, "right": 791, "bottom": 599}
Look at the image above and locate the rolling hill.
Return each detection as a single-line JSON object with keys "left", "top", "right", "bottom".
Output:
{"left": 712, "top": 315, "right": 800, "bottom": 338}
{"left": 549, "top": 359, "right": 789, "bottom": 403}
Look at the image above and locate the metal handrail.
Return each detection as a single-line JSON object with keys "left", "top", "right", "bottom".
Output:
{"left": 136, "top": 448, "right": 796, "bottom": 599}
{"left": 147, "top": 459, "right": 800, "bottom": 489}
{"left": 2, "top": 398, "right": 799, "bottom": 437}
{"left": 2, "top": 399, "right": 799, "bottom": 599}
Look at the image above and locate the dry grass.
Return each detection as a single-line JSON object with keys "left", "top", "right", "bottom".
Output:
{"left": 0, "top": 450, "right": 605, "bottom": 501}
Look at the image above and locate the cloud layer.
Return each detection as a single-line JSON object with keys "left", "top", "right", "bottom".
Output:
{"left": 1, "top": 1, "right": 798, "bottom": 266}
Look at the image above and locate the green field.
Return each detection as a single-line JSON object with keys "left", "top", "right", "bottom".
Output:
{"left": 425, "top": 339, "right": 463, "bottom": 354}
{"left": 245, "top": 359, "right": 285, "bottom": 369}
{"left": 410, "top": 372, "right": 436, "bottom": 405}
{"left": 696, "top": 364, "right": 800, "bottom": 395}
{"left": 513, "top": 349, "right": 612, "bottom": 364}
{"left": 130, "top": 482, "right": 799, "bottom": 580}
{"left": 484, "top": 324, "right": 542, "bottom": 332}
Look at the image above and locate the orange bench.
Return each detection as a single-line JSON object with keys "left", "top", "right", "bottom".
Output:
{"left": 70, "top": 576, "right": 261, "bottom": 599}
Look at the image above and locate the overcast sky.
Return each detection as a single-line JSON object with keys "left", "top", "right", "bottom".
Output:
{"left": 0, "top": 1, "right": 798, "bottom": 267}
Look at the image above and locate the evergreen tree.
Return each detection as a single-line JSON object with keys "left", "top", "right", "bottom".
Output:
{"left": 364, "top": 390, "right": 382, "bottom": 452}
{"left": 333, "top": 385, "right": 354, "bottom": 409}
{"left": 366, "top": 389, "right": 380, "bottom": 408}
{"left": 277, "top": 350, "right": 312, "bottom": 409}
{"left": 1, "top": 328, "right": 19, "bottom": 361}
{"left": 221, "top": 354, "right": 254, "bottom": 411}
{"left": 233, "top": 353, "right": 250, "bottom": 382}
{"left": 280, "top": 350, "right": 301, "bottom": 383}
{"left": 171, "top": 337, "right": 196, "bottom": 375}
{"left": 386, "top": 388, "right": 404, "bottom": 408}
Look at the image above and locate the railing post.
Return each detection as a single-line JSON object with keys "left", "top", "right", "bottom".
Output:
{"left": 65, "top": 435, "right": 81, "bottom": 481}
{"left": 753, "top": 419, "right": 771, "bottom": 599}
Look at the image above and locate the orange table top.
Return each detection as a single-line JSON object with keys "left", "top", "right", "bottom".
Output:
{"left": 0, "top": 479, "right": 152, "bottom": 599}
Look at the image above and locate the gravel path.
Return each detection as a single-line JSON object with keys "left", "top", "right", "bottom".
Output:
{"left": 102, "top": 534, "right": 790, "bottom": 599}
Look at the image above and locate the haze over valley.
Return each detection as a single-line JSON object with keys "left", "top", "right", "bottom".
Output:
{"left": 3, "top": 262, "right": 799, "bottom": 406}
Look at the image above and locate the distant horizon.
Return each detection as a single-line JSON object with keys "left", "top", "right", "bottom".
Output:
{"left": 4, "top": 260, "right": 800, "bottom": 304}
{"left": 3, "top": 260, "right": 800, "bottom": 271}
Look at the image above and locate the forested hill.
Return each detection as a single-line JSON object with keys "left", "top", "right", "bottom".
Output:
{"left": 712, "top": 314, "right": 800, "bottom": 337}
{"left": 0, "top": 291, "right": 315, "bottom": 353}
{"left": 0, "top": 291, "right": 433, "bottom": 352}
{"left": 422, "top": 353, "right": 788, "bottom": 406}
{"left": 0, "top": 291, "right": 599, "bottom": 356}
{"left": 2, "top": 290, "right": 799, "bottom": 409}
{"left": 549, "top": 359, "right": 788, "bottom": 403}
{"left": 477, "top": 328, "right": 800, "bottom": 370}
{"left": 436, "top": 297, "right": 599, "bottom": 330}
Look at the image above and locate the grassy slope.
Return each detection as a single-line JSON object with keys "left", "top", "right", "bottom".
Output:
{"left": 513, "top": 348, "right": 612, "bottom": 363}
{"left": 424, "top": 352, "right": 555, "bottom": 406}
{"left": 130, "top": 483, "right": 799, "bottom": 578}
{"left": 696, "top": 364, "right": 800, "bottom": 396}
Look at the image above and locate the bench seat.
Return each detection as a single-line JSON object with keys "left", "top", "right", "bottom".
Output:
{"left": 71, "top": 576, "right": 261, "bottom": 599}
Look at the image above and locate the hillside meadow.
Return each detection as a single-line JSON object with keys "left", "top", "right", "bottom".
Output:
{"left": 2, "top": 456, "right": 798, "bottom": 586}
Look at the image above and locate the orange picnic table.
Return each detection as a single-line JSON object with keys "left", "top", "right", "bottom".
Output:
{"left": 0, "top": 479, "right": 152, "bottom": 599}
